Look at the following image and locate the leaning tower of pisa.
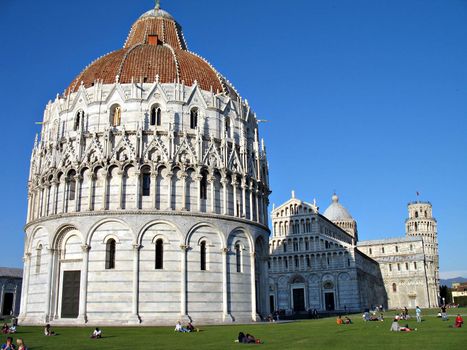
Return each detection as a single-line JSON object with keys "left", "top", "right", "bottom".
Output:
{"left": 405, "top": 200, "right": 439, "bottom": 306}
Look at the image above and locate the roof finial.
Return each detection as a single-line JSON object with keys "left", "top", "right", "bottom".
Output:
{"left": 291, "top": 190, "right": 295, "bottom": 199}
{"left": 155, "top": 0, "right": 160, "bottom": 10}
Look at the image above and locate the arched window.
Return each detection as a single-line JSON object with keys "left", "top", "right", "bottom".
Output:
{"left": 200, "top": 171, "right": 208, "bottom": 200}
{"left": 74, "top": 110, "right": 82, "bottom": 131}
{"left": 155, "top": 239, "right": 163, "bottom": 269}
{"left": 283, "top": 242, "right": 287, "bottom": 253}
{"left": 392, "top": 283, "right": 397, "bottom": 292}
{"left": 381, "top": 247, "right": 385, "bottom": 254}
{"left": 395, "top": 245, "right": 399, "bottom": 253}
{"left": 68, "top": 170, "right": 77, "bottom": 201}
{"left": 105, "top": 239, "right": 116, "bottom": 269}
{"left": 190, "top": 108, "right": 198, "bottom": 129}
{"left": 36, "top": 245, "right": 42, "bottom": 274}
{"left": 110, "top": 105, "right": 121, "bottom": 127}
{"left": 369, "top": 248, "right": 372, "bottom": 255}
{"left": 235, "top": 244, "right": 241, "bottom": 273}
{"left": 415, "top": 211, "right": 419, "bottom": 218}
{"left": 142, "top": 168, "right": 151, "bottom": 197}
{"left": 200, "top": 241, "right": 207, "bottom": 270}
{"left": 150, "top": 105, "right": 162, "bottom": 126}
{"left": 414, "top": 222, "right": 418, "bottom": 231}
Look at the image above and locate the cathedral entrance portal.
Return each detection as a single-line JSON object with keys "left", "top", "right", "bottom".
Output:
{"left": 292, "top": 288, "right": 305, "bottom": 312}
{"left": 61, "top": 271, "right": 81, "bottom": 318}
{"left": 325, "top": 292, "right": 335, "bottom": 311}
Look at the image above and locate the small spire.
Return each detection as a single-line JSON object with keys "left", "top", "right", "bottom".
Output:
{"left": 155, "top": 0, "right": 160, "bottom": 11}
{"left": 291, "top": 190, "right": 295, "bottom": 199}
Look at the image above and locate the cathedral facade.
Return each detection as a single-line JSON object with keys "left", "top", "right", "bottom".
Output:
{"left": 268, "top": 194, "right": 386, "bottom": 314}
{"left": 21, "top": 6, "right": 270, "bottom": 325}
{"left": 269, "top": 194, "right": 439, "bottom": 314}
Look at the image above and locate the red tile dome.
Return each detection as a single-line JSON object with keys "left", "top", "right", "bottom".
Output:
{"left": 67, "top": 8, "right": 237, "bottom": 97}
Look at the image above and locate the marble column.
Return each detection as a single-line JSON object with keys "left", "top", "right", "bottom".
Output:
{"left": 221, "top": 248, "right": 233, "bottom": 321}
{"left": 74, "top": 175, "right": 83, "bottom": 212}
{"left": 53, "top": 180, "right": 59, "bottom": 215}
{"left": 44, "top": 248, "right": 55, "bottom": 322}
{"left": 87, "top": 173, "right": 95, "bottom": 211}
{"left": 195, "top": 173, "right": 202, "bottom": 212}
{"left": 151, "top": 172, "right": 157, "bottom": 209}
{"left": 134, "top": 170, "right": 141, "bottom": 209}
{"left": 117, "top": 170, "right": 124, "bottom": 209}
{"left": 207, "top": 174, "right": 215, "bottom": 213}
{"left": 255, "top": 189, "right": 260, "bottom": 223}
{"left": 232, "top": 178, "right": 238, "bottom": 217}
{"left": 180, "top": 245, "right": 189, "bottom": 319}
{"left": 131, "top": 244, "right": 142, "bottom": 324}
{"left": 249, "top": 183, "right": 254, "bottom": 221}
{"left": 166, "top": 171, "right": 173, "bottom": 210}
{"left": 18, "top": 253, "right": 31, "bottom": 320}
{"left": 221, "top": 176, "right": 228, "bottom": 215}
{"left": 250, "top": 252, "right": 258, "bottom": 321}
{"left": 180, "top": 171, "right": 188, "bottom": 211}
{"left": 101, "top": 170, "right": 108, "bottom": 210}
{"left": 78, "top": 244, "right": 90, "bottom": 323}
{"left": 241, "top": 180, "right": 247, "bottom": 218}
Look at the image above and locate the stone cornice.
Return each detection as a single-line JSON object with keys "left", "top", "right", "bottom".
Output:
{"left": 24, "top": 209, "right": 270, "bottom": 232}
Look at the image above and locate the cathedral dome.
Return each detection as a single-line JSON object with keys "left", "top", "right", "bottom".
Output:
{"left": 66, "top": 7, "right": 236, "bottom": 97}
{"left": 323, "top": 194, "right": 353, "bottom": 221}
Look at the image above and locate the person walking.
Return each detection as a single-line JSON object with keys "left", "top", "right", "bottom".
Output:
{"left": 441, "top": 305, "right": 448, "bottom": 321}
{"left": 415, "top": 306, "right": 422, "bottom": 323}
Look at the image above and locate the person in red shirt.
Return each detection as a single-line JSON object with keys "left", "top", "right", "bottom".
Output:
{"left": 454, "top": 314, "right": 464, "bottom": 328}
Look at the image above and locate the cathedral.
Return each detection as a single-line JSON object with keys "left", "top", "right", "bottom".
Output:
{"left": 268, "top": 193, "right": 439, "bottom": 314}
{"left": 21, "top": 5, "right": 270, "bottom": 325}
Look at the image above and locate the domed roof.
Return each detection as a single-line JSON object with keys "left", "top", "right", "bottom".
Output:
{"left": 66, "top": 7, "right": 237, "bottom": 97}
{"left": 323, "top": 194, "right": 354, "bottom": 221}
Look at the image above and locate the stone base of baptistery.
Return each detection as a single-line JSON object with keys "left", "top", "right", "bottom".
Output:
{"left": 20, "top": 210, "right": 270, "bottom": 326}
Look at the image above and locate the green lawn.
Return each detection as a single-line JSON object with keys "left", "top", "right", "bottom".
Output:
{"left": 2, "top": 309, "right": 465, "bottom": 349}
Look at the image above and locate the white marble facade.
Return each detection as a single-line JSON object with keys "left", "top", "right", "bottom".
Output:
{"left": 268, "top": 194, "right": 386, "bottom": 315}
{"left": 21, "top": 7, "right": 270, "bottom": 325}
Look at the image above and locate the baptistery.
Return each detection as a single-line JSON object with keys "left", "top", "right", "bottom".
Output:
{"left": 21, "top": 5, "right": 270, "bottom": 325}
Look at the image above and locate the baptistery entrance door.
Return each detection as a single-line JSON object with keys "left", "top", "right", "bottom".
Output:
{"left": 61, "top": 271, "right": 81, "bottom": 318}
{"left": 2, "top": 293, "right": 14, "bottom": 315}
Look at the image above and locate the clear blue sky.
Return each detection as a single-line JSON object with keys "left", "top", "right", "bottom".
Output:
{"left": 1, "top": 0, "right": 466, "bottom": 278}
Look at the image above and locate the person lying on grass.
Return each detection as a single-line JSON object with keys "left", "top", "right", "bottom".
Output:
{"left": 236, "top": 332, "right": 262, "bottom": 344}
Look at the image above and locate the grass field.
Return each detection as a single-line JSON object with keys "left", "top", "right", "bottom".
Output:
{"left": 1, "top": 309, "right": 465, "bottom": 349}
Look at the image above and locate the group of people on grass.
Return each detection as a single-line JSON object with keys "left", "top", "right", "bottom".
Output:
{"left": 1, "top": 324, "right": 16, "bottom": 335}
{"left": 336, "top": 315, "right": 352, "bottom": 324}
{"left": 0, "top": 337, "right": 27, "bottom": 350}
{"left": 174, "top": 321, "right": 197, "bottom": 333}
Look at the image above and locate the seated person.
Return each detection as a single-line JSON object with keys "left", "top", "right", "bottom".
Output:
{"left": 8, "top": 326, "right": 16, "bottom": 334}
{"left": 344, "top": 317, "right": 352, "bottom": 324}
{"left": 187, "top": 322, "right": 198, "bottom": 332}
{"left": 1, "top": 323, "right": 9, "bottom": 334}
{"left": 174, "top": 321, "right": 188, "bottom": 333}
{"left": 1, "top": 337, "right": 16, "bottom": 350}
{"left": 44, "top": 323, "right": 55, "bottom": 336}
{"left": 390, "top": 319, "right": 400, "bottom": 332}
{"left": 454, "top": 314, "right": 464, "bottom": 328}
{"left": 15, "top": 339, "right": 27, "bottom": 350}
{"left": 336, "top": 316, "right": 343, "bottom": 325}
{"left": 90, "top": 327, "right": 102, "bottom": 338}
